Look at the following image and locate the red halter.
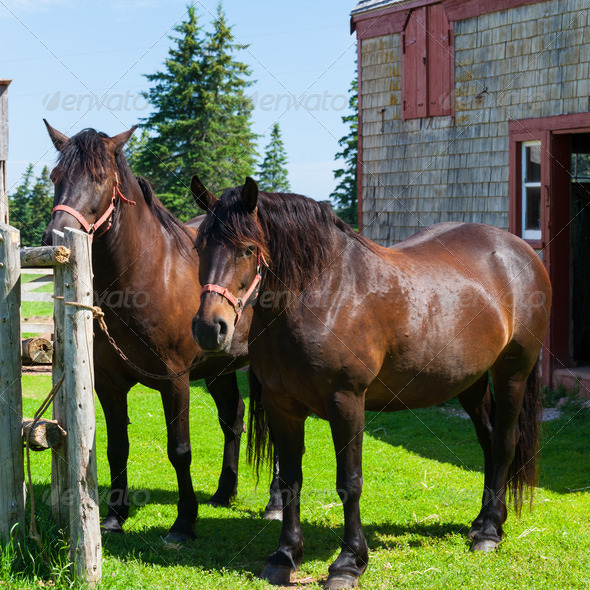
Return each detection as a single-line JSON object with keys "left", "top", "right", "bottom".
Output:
{"left": 51, "top": 172, "right": 136, "bottom": 239}
{"left": 200, "top": 252, "right": 268, "bottom": 325}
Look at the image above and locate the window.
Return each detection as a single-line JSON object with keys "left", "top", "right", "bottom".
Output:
{"left": 402, "top": 4, "right": 454, "bottom": 120}
{"left": 521, "top": 141, "right": 542, "bottom": 241}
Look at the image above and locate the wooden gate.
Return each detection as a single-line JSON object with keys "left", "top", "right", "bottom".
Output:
{"left": 0, "top": 224, "right": 101, "bottom": 587}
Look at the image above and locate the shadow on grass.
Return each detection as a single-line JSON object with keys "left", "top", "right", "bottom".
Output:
{"left": 26, "top": 480, "right": 471, "bottom": 577}
{"left": 363, "top": 404, "right": 590, "bottom": 495}
{"left": 100, "top": 508, "right": 469, "bottom": 575}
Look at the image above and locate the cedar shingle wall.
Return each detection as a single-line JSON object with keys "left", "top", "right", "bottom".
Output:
{"left": 360, "top": 0, "right": 588, "bottom": 244}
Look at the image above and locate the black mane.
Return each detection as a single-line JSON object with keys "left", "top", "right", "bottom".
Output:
{"left": 196, "top": 187, "right": 379, "bottom": 295}
{"left": 52, "top": 128, "right": 191, "bottom": 247}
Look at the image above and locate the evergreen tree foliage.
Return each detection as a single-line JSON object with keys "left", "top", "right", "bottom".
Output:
{"left": 9, "top": 165, "right": 54, "bottom": 246}
{"left": 258, "top": 123, "right": 290, "bottom": 192}
{"left": 330, "top": 76, "right": 358, "bottom": 227}
{"left": 133, "top": 3, "right": 257, "bottom": 220}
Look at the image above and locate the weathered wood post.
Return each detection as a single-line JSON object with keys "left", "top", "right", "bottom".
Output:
{"left": 0, "top": 224, "right": 25, "bottom": 542}
{"left": 51, "top": 231, "right": 68, "bottom": 529}
{"left": 52, "top": 227, "right": 101, "bottom": 585}
{"left": 0, "top": 80, "right": 11, "bottom": 226}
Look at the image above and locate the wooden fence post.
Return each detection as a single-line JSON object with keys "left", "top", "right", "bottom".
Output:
{"left": 60, "top": 228, "right": 101, "bottom": 586}
{"left": 51, "top": 230, "right": 68, "bottom": 529}
{"left": 0, "top": 80, "right": 11, "bottom": 226}
{"left": 0, "top": 224, "right": 25, "bottom": 542}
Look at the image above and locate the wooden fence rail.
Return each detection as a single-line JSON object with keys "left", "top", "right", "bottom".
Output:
{"left": 0, "top": 224, "right": 101, "bottom": 587}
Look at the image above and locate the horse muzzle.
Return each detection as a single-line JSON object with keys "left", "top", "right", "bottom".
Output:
{"left": 191, "top": 312, "right": 234, "bottom": 355}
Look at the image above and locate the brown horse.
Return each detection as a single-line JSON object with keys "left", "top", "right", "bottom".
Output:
{"left": 41, "top": 124, "right": 282, "bottom": 543}
{"left": 191, "top": 177, "right": 551, "bottom": 589}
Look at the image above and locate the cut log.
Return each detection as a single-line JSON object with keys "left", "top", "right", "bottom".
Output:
{"left": 21, "top": 337, "right": 53, "bottom": 365}
{"left": 22, "top": 419, "right": 66, "bottom": 450}
{"left": 20, "top": 245, "right": 70, "bottom": 267}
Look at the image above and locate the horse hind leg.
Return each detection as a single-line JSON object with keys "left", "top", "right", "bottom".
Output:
{"left": 95, "top": 373, "right": 133, "bottom": 534}
{"left": 458, "top": 374, "right": 495, "bottom": 541}
{"left": 160, "top": 378, "right": 198, "bottom": 543}
{"left": 470, "top": 360, "right": 542, "bottom": 552}
{"left": 206, "top": 372, "right": 245, "bottom": 506}
{"left": 264, "top": 451, "right": 283, "bottom": 521}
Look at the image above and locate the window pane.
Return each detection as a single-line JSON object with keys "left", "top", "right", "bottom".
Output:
{"left": 525, "top": 186, "right": 541, "bottom": 231}
{"left": 525, "top": 144, "right": 541, "bottom": 183}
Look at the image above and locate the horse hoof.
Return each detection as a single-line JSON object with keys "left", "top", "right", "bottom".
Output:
{"left": 471, "top": 539, "right": 498, "bottom": 552}
{"left": 260, "top": 564, "right": 293, "bottom": 585}
{"left": 264, "top": 508, "right": 283, "bottom": 521}
{"left": 324, "top": 573, "right": 359, "bottom": 589}
{"left": 100, "top": 518, "right": 124, "bottom": 534}
{"left": 207, "top": 498, "right": 230, "bottom": 508}
{"left": 164, "top": 530, "right": 195, "bottom": 545}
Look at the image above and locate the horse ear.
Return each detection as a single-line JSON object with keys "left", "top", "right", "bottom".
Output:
{"left": 43, "top": 119, "right": 69, "bottom": 152}
{"left": 109, "top": 125, "right": 138, "bottom": 153}
{"left": 191, "top": 175, "right": 216, "bottom": 211}
{"left": 242, "top": 177, "right": 259, "bottom": 213}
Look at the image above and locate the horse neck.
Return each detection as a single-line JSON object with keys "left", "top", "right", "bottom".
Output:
{"left": 91, "top": 175, "right": 168, "bottom": 289}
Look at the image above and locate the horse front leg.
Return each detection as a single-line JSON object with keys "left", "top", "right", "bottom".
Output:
{"left": 260, "top": 412, "right": 305, "bottom": 586}
{"left": 325, "top": 391, "right": 368, "bottom": 590}
{"left": 160, "top": 377, "right": 198, "bottom": 543}
{"left": 206, "top": 372, "right": 245, "bottom": 506}
{"left": 95, "top": 371, "right": 132, "bottom": 534}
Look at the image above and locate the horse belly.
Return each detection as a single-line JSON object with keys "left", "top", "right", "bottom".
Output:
{"left": 364, "top": 317, "right": 506, "bottom": 412}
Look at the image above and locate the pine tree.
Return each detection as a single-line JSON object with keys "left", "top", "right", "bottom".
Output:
{"left": 29, "top": 166, "right": 54, "bottom": 245}
{"left": 9, "top": 164, "right": 34, "bottom": 236}
{"left": 258, "top": 123, "right": 290, "bottom": 192}
{"left": 9, "top": 165, "right": 53, "bottom": 246}
{"left": 330, "top": 77, "right": 358, "bottom": 227}
{"left": 134, "top": 3, "right": 257, "bottom": 219}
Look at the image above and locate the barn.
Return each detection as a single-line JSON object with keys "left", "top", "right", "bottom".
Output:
{"left": 351, "top": 0, "right": 590, "bottom": 389}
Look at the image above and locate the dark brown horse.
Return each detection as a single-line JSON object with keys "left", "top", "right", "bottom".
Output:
{"left": 41, "top": 124, "right": 282, "bottom": 543}
{"left": 191, "top": 177, "right": 551, "bottom": 589}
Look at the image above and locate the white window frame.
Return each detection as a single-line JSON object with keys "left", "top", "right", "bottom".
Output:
{"left": 521, "top": 141, "right": 542, "bottom": 241}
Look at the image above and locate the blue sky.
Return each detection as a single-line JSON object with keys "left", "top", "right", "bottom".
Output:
{"left": 1, "top": 0, "right": 358, "bottom": 201}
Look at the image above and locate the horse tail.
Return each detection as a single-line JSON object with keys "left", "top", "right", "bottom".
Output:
{"left": 507, "top": 358, "right": 543, "bottom": 513}
{"left": 247, "top": 367, "right": 272, "bottom": 481}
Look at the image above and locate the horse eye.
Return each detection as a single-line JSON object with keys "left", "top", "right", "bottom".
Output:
{"left": 243, "top": 246, "right": 255, "bottom": 257}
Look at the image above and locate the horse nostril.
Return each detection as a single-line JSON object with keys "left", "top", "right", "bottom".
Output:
{"left": 216, "top": 317, "right": 229, "bottom": 343}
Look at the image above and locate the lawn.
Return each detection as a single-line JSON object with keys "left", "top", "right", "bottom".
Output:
{"left": 20, "top": 273, "right": 54, "bottom": 339}
{"left": 3, "top": 373, "right": 590, "bottom": 589}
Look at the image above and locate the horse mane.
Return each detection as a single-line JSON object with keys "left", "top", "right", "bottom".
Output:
{"left": 52, "top": 128, "right": 191, "bottom": 249}
{"left": 196, "top": 187, "right": 382, "bottom": 296}
{"left": 52, "top": 128, "right": 114, "bottom": 184}
{"left": 135, "top": 176, "right": 192, "bottom": 248}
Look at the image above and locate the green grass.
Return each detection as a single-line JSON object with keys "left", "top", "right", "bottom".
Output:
{"left": 21, "top": 273, "right": 54, "bottom": 339}
{"left": 21, "top": 273, "right": 54, "bottom": 318}
{"left": 5, "top": 374, "right": 590, "bottom": 589}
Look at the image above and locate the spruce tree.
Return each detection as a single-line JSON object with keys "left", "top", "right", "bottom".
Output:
{"left": 330, "top": 77, "right": 358, "bottom": 227}
{"left": 134, "top": 3, "right": 257, "bottom": 219}
{"left": 258, "top": 123, "right": 290, "bottom": 192}
{"left": 9, "top": 164, "right": 34, "bottom": 238}
{"left": 9, "top": 165, "right": 53, "bottom": 246}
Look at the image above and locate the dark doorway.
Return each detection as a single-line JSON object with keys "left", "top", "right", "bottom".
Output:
{"left": 570, "top": 133, "right": 590, "bottom": 365}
